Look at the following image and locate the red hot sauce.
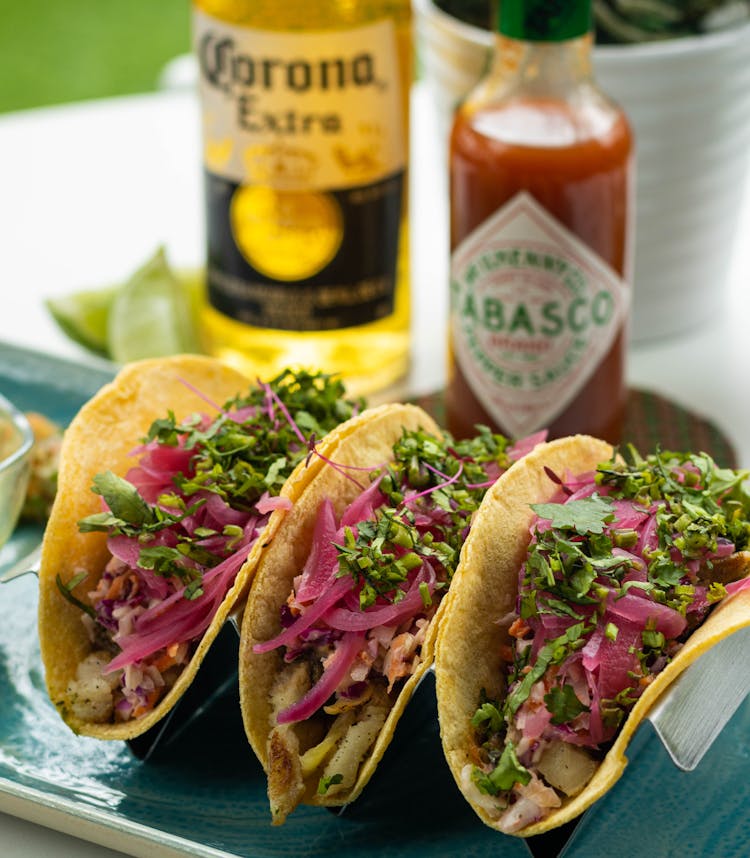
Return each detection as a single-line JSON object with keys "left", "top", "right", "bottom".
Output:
{"left": 446, "top": 9, "right": 634, "bottom": 445}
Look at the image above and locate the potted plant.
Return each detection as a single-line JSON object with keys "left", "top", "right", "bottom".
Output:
{"left": 414, "top": 0, "right": 750, "bottom": 341}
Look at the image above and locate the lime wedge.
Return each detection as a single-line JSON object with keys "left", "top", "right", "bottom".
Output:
{"left": 175, "top": 267, "right": 205, "bottom": 331}
{"left": 107, "top": 247, "right": 200, "bottom": 363}
{"left": 45, "top": 287, "right": 119, "bottom": 356}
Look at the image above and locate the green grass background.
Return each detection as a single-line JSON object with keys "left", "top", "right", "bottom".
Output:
{"left": 0, "top": 0, "right": 192, "bottom": 113}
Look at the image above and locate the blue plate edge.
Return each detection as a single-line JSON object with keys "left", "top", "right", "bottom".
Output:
{"left": 0, "top": 774, "right": 242, "bottom": 858}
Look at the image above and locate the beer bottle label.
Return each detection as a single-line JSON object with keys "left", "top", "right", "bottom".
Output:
{"left": 194, "top": 11, "right": 406, "bottom": 331}
{"left": 450, "top": 192, "right": 630, "bottom": 438}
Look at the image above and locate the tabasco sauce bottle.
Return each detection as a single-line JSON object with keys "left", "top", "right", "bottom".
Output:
{"left": 446, "top": 0, "right": 634, "bottom": 443}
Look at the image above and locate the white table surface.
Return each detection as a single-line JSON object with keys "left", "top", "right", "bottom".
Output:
{"left": 0, "top": 83, "right": 749, "bottom": 857}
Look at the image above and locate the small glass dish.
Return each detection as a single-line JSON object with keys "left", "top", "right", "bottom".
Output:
{"left": 0, "top": 392, "right": 33, "bottom": 549}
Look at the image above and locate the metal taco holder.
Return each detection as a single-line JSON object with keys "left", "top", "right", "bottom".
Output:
{"left": 3, "top": 549, "right": 750, "bottom": 826}
{"left": 125, "top": 612, "right": 244, "bottom": 761}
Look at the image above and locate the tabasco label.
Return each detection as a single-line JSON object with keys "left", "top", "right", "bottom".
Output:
{"left": 450, "top": 192, "right": 630, "bottom": 438}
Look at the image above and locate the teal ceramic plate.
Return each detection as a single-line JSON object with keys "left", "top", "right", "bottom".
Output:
{"left": 0, "top": 343, "right": 748, "bottom": 858}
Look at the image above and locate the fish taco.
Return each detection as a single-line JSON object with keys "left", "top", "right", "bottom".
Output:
{"left": 38, "top": 355, "right": 363, "bottom": 740}
{"left": 239, "top": 407, "right": 544, "bottom": 824}
{"left": 435, "top": 435, "right": 750, "bottom": 836}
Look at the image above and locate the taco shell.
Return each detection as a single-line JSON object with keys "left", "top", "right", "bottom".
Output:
{"left": 435, "top": 434, "right": 750, "bottom": 836}
{"left": 38, "top": 355, "right": 360, "bottom": 740}
{"left": 239, "top": 402, "right": 441, "bottom": 820}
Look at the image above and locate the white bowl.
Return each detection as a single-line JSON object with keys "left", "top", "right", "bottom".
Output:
{"left": 414, "top": 0, "right": 750, "bottom": 341}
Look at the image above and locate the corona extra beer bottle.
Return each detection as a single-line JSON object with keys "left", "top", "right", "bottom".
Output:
{"left": 193, "top": 1, "right": 412, "bottom": 395}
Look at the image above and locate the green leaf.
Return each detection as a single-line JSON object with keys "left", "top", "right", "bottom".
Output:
{"left": 619, "top": 580, "right": 655, "bottom": 597}
{"left": 569, "top": 564, "right": 596, "bottom": 599}
{"left": 544, "top": 683, "right": 589, "bottom": 724}
{"left": 702, "top": 460, "right": 748, "bottom": 499}
{"left": 505, "top": 623, "right": 587, "bottom": 716}
{"left": 138, "top": 545, "right": 185, "bottom": 577}
{"left": 147, "top": 412, "right": 179, "bottom": 445}
{"left": 519, "top": 590, "right": 538, "bottom": 619}
{"left": 531, "top": 494, "right": 614, "bottom": 534}
{"left": 264, "top": 456, "right": 288, "bottom": 488}
{"left": 641, "top": 629, "right": 666, "bottom": 649}
{"left": 541, "top": 597, "right": 583, "bottom": 620}
{"left": 472, "top": 742, "right": 531, "bottom": 795}
{"left": 78, "top": 511, "right": 129, "bottom": 533}
{"left": 89, "top": 470, "right": 155, "bottom": 527}
{"left": 317, "top": 773, "right": 343, "bottom": 795}
{"left": 649, "top": 556, "right": 684, "bottom": 588}
{"left": 471, "top": 701, "right": 504, "bottom": 733}
{"left": 55, "top": 574, "right": 95, "bottom": 618}
{"left": 183, "top": 579, "right": 204, "bottom": 600}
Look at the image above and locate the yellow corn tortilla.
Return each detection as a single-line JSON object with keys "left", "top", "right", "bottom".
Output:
{"left": 239, "top": 402, "right": 442, "bottom": 820}
{"left": 38, "top": 355, "right": 364, "bottom": 740}
{"left": 435, "top": 434, "right": 750, "bottom": 836}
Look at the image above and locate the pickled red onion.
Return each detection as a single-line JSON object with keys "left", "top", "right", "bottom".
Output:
{"left": 727, "top": 576, "right": 750, "bottom": 596}
{"left": 295, "top": 498, "right": 341, "bottom": 603}
{"left": 323, "top": 561, "right": 436, "bottom": 632}
{"left": 252, "top": 574, "right": 355, "bottom": 654}
{"left": 276, "top": 632, "right": 365, "bottom": 724}
{"left": 608, "top": 591, "right": 686, "bottom": 638}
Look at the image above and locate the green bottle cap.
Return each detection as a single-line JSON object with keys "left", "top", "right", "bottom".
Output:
{"left": 498, "top": 0, "right": 592, "bottom": 41}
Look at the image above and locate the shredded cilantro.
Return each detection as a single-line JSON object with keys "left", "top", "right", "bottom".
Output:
{"left": 334, "top": 427, "right": 510, "bottom": 608}
{"left": 641, "top": 629, "right": 666, "bottom": 649}
{"left": 317, "top": 773, "right": 344, "bottom": 795}
{"left": 147, "top": 369, "right": 362, "bottom": 512}
{"left": 505, "top": 623, "right": 588, "bottom": 717}
{"left": 335, "top": 515, "right": 434, "bottom": 609}
{"left": 77, "top": 369, "right": 362, "bottom": 593}
{"left": 472, "top": 741, "right": 531, "bottom": 795}
{"left": 544, "top": 683, "right": 589, "bottom": 724}
{"left": 471, "top": 700, "right": 504, "bottom": 733}
{"left": 605, "top": 621, "right": 619, "bottom": 641}
{"left": 597, "top": 448, "right": 750, "bottom": 567}
{"left": 56, "top": 572, "right": 95, "bottom": 618}
{"left": 531, "top": 494, "right": 614, "bottom": 534}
